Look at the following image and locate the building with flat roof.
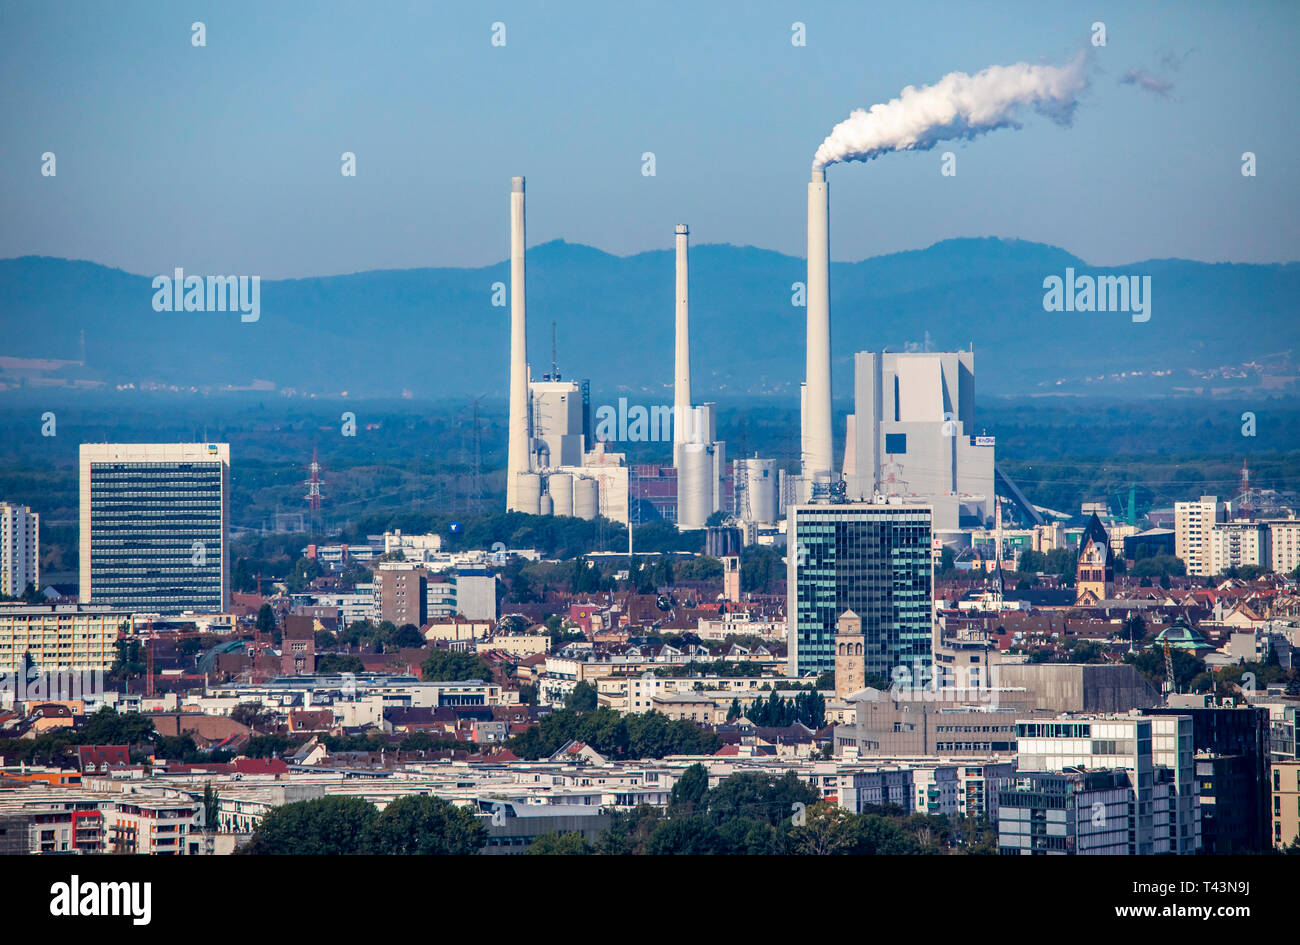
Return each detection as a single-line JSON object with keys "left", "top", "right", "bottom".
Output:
{"left": 1272, "top": 760, "right": 1300, "bottom": 850}
{"left": 842, "top": 350, "right": 995, "bottom": 531}
{"left": 0, "top": 502, "right": 39, "bottom": 598}
{"left": 1144, "top": 705, "right": 1270, "bottom": 853}
{"left": 787, "top": 501, "right": 932, "bottom": 679}
{"left": 1174, "top": 496, "right": 1226, "bottom": 577}
{"left": 79, "top": 443, "right": 230, "bottom": 613}
{"left": 1208, "top": 521, "right": 1268, "bottom": 574}
{"left": 997, "top": 768, "right": 1135, "bottom": 855}
{"left": 1268, "top": 520, "right": 1300, "bottom": 575}
{"left": 1015, "top": 714, "right": 1199, "bottom": 854}
{"left": 0, "top": 604, "right": 126, "bottom": 672}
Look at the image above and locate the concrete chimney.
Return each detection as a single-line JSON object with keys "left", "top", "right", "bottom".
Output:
{"left": 673, "top": 223, "right": 691, "bottom": 465}
{"left": 804, "top": 168, "right": 833, "bottom": 488}
{"left": 506, "top": 176, "right": 531, "bottom": 512}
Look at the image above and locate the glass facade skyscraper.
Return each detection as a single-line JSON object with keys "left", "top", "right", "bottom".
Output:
{"left": 79, "top": 444, "right": 229, "bottom": 614}
{"left": 786, "top": 502, "right": 933, "bottom": 679}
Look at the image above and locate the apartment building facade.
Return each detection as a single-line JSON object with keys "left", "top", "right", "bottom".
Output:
{"left": 0, "top": 604, "right": 126, "bottom": 671}
{"left": 0, "top": 502, "right": 39, "bottom": 597}
{"left": 1174, "top": 496, "right": 1226, "bottom": 577}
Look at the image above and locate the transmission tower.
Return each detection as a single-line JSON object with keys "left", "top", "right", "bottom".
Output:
{"left": 304, "top": 446, "right": 325, "bottom": 535}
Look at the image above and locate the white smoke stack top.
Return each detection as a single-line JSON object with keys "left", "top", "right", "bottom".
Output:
{"left": 673, "top": 223, "right": 691, "bottom": 465}
{"left": 812, "top": 53, "right": 1087, "bottom": 169}
{"left": 803, "top": 167, "right": 833, "bottom": 486}
{"left": 506, "top": 176, "right": 530, "bottom": 512}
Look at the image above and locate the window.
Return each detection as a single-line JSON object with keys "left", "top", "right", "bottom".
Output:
{"left": 884, "top": 433, "right": 907, "bottom": 455}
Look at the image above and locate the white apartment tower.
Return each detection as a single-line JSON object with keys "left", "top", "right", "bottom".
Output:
{"left": 0, "top": 502, "right": 39, "bottom": 597}
{"left": 1174, "top": 496, "right": 1226, "bottom": 577}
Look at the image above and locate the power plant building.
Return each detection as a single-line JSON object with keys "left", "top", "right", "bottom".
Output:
{"left": 502, "top": 176, "right": 630, "bottom": 524}
{"left": 843, "top": 350, "right": 995, "bottom": 531}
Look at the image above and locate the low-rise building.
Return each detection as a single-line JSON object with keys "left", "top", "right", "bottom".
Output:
{"left": 0, "top": 604, "right": 127, "bottom": 672}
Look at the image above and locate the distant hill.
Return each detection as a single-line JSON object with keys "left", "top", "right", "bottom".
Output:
{"left": 2, "top": 238, "right": 1296, "bottom": 399}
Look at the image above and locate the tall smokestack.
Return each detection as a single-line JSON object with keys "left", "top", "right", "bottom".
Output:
{"left": 803, "top": 168, "right": 832, "bottom": 487}
{"left": 506, "top": 176, "right": 530, "bottom": 512}
{"left": 673, "top": 223, "right": 691, "bottom": 466}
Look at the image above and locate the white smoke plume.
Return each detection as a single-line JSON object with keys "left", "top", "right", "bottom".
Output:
{"left": 812, "top": 53, "right": 1089, "bottom": 169}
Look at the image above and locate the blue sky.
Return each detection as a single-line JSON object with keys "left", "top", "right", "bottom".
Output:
{"left": 1, "top": 0, "right": 1296, "bottom": 278}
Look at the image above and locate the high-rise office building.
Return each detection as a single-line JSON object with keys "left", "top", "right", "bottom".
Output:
{"left": 79, "top": 443, "right": 230, "bottom": 614}
{"left": 0, "top": 502, "right": 39, "bottom": 597}
{"left": 786, "top": 502, "right": 933, "bottom": 679}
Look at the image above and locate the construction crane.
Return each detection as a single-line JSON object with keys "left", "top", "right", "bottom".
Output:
{"left": 1163, "top": 638, "right": 1175, "bottom": 696}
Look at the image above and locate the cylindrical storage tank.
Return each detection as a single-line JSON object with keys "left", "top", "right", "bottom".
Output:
{"left": 549, "top": 472, "right": 574, "bottom": 517}
{"left": 677, "top": 443, "right": 714, "bottom": 529}
{"left": 573, "top": 477, "right": 599, "bottom": 520}
{"left": 516, "top": 472, "right": 542, "bottom": 516}
{"left": 539, "top": 493, "right": 554, "bottom": 516}
{"left": 744, "top": 458, "right": 779, "bottom": 524}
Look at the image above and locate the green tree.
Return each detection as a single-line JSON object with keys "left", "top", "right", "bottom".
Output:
{"left": 524, "top": 831, "right": 594, "bottom": 855}
{"left": 706, "top": 770, "right": 818, "bottom": 828}
{"left": 230, "top": 702, "right": 276, "bottom": 730}
{"left": 316, "top": 654, "right": 365, "bottom": 674}
{"left": 80, "top": 707, "right": 155, "bottom": 746}
{"left": 392, "top": 624, "right": 426, "bottom": 648}
{"left": 255, "top": 603, "right": 277, "bottom": 634}
{"left": 202, "top": 781, "right": 221, "bottom": 831}
{"left": 363, "top": 794, "right": 486, "bottom": 855}
{"left": 566, "top": 680, "right": 598, "bottom": 712}
{"left": 241, "top": 796, "right": 377, "bottom": 855}
{"left": 244, "top": 734, "right": 294, "bottom": 758}
{"left": 646, "top": 815, "right": 726, "bottom": 855}
{"left": 421, "top": 650, "right": 491, "bottom": 682}
{"left": 670, "top": 763, "right": 709, "bottom": 815}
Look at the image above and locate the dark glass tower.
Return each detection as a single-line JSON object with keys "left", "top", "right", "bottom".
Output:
{"left": 786, "top": 503, "right": 932, "bottom": 679}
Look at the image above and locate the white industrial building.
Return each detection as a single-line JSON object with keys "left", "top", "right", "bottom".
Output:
{"left": 503, "top": 176, "right": 630, "bottom": 524}
{"left": 841, "top": 350, "right": 995, "bottom": 531}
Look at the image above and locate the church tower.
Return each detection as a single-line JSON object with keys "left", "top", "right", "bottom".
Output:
{"left": 1076, "top": 513, "right": 1114, "bottom": 604}
{"left": 834, "top": 610, "right": 866, "bottom": 699}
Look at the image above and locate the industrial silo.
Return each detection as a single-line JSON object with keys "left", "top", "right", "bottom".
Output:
{"left": 743, "top": 458, "right": 779, "bottom": 524}
{"left": 548, "top": 472, "right": 574, "bottom": 517}
{"left": 573, "top": 476, "right": 599, "bottom": 520}
{"left": 677, "top": 442, "right": 714, "bottom": 529}
{"left": 516, "top": 471, "right": 543, "bottom": 515}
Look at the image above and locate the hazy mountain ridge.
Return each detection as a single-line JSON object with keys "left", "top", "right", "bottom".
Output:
{"left": 2, "top": 238, "right": 1296, "bottom": 399}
